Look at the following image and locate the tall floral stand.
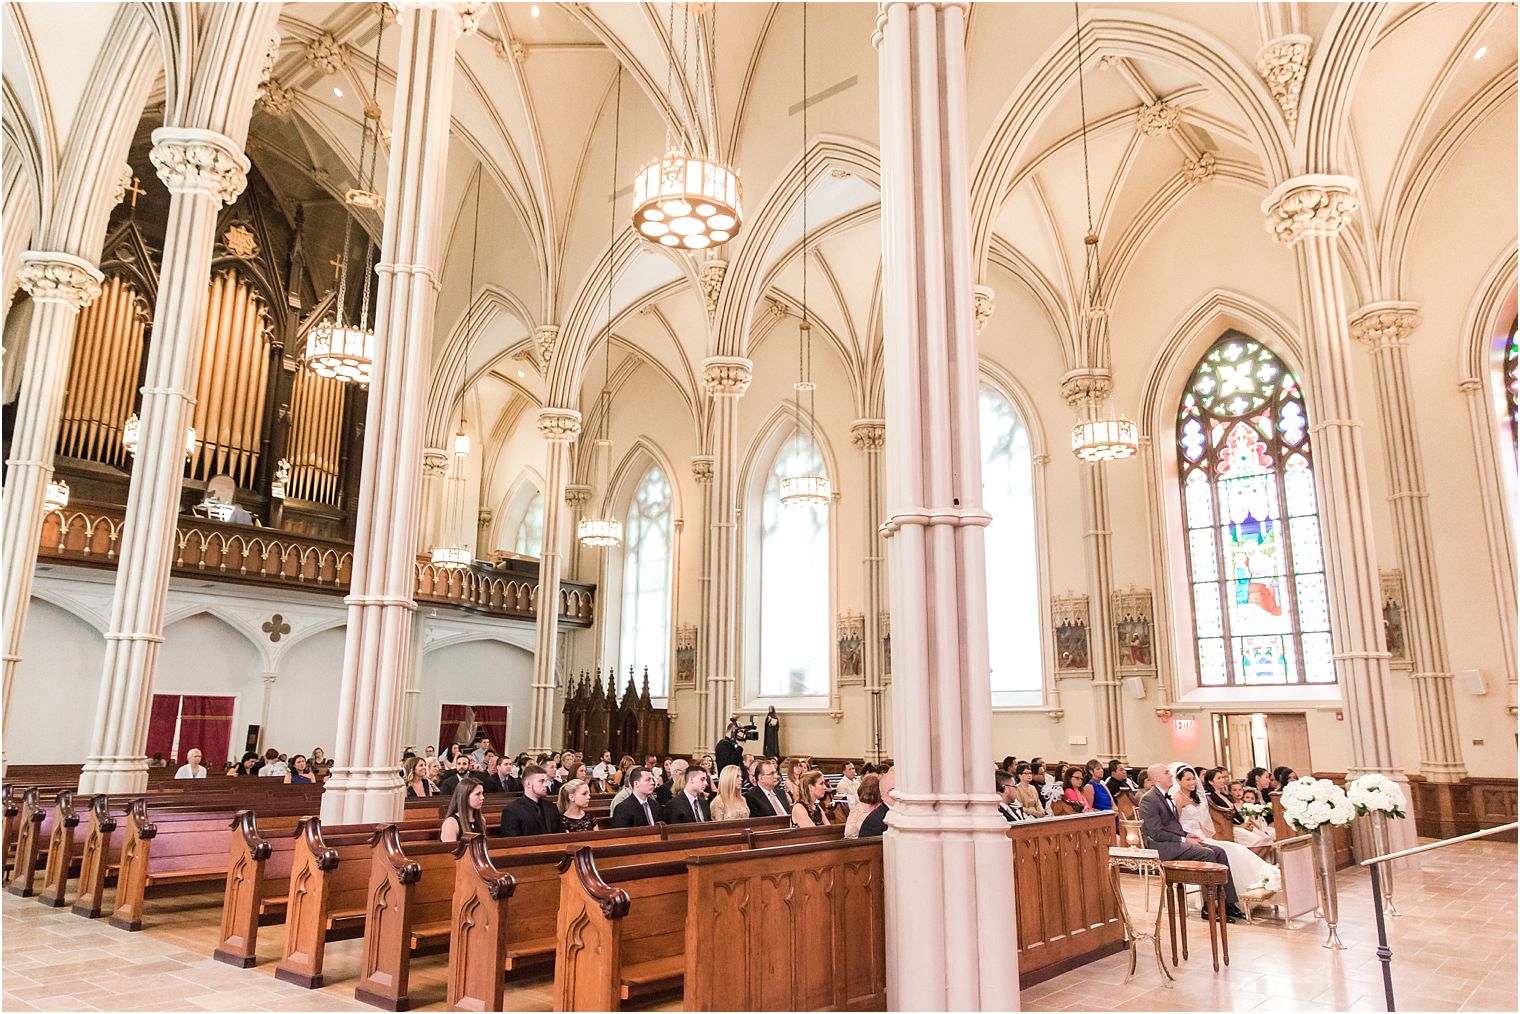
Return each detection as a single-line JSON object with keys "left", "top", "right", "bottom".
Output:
{"left": 1309, "top": 825, "right": 1347, "bottom": 949}
{"left": 1367, "top": 811, "right": 1400, "bottom": 917}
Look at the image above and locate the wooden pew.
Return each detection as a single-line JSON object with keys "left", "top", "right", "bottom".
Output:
{"left": 1007, "top": 810, "right": 1124, "bottom": 985}
{"left": 37, "top": 789, "right": 83, "bottom": 906}
{"left": 72, "top": 794, "right": 118, "bottom": 917}
{"left": 5, "top": 788, "right": 47, "bottom": 897}
{"left": 3, "top": 785, "right": 20, "bottom": 876}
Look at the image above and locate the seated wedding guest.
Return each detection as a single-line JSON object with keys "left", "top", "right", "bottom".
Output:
{"left": 859, "top": 764, "right": 894, "bottom": 837}
{"left": 426, "top": 757, "right": 444, "bottom": 788}
{"left": 285, "top": 754, "right": 315, "bottom": 784}
{"left": 1085, "top": 759, "right": 1115, "bottom": 811}
{"left": 150, "top": 752, "right": 169, "bottom": 769}
{"left": 746, "top": 760, "right": 792, "bottom": 818}
{"left": 591, "top": 751, "right": 617, "bottom": 789}
{"left": 472, "top": 737, "right": 493, "bottom": 766}
{"left": 259, "top": 747, "right": 289, "bottom": 778}
{"left": 478, "top": 750, "right": 505, "bottom": 793}
{"left": 1207, "top": 766, "right": 1273, "bottom": 848}
{"left": 1134, "top": 767, "right": 1152, "bottom": 794}
{"left": 1011, "top": 762, "right": 1046, "bottom": 817}
{"left": 439, "top": 752, "right": 473, "bottom": 796}
{"left": 697, "top": 756, "right": 718, "bottom": 799}
{"left": 791, "top": 770, "right": 832, "bottom": 828}
{"left": 611, "top": 767, "right": 661, "bottom": 827}
{"left": 1272, "top": 766, "right": 1297, "bottom": 793}
{"left": 1040, "top": 762, "right": 1063, "bottom": 807}
{"left": 445, "top": 743, "right": 464, "bottom": 765}
{"left": 174, "top": 748, "right": 207, "bottom": 779}
{"left": 424, "top": 745, "right": 437, "bottom": 763}
{"left": 1000, "top": 755, "right": 1018, "bottom": 774}
{"left": 785, "top": 759, "right": 808, "bottom": 804}
{"left": 1172, "top": 764, "right": 1266, "bottom": 917}
{"left": 711, "top": 766, "right": 750, "bottom": 821}
{"left": 655, "top": 759, "right": 688, "bottom": 813}
{"left": 1061, "top": 766, "right": 1090, "bottom": 812}
{"left": 558, "top": 778, "right": 596, "bottom": 833}
{"left": 835, "top": 762, "right": 861, "bottom": 806}
{"left": 404, "top": 757, "right": 437, "bottom": 797}
{"left": 500, "top": 765, "right": 564, "bottom": 836}
{"left": 613, "top": 755, "right": 636, "bottom": 789}
{"left": 1139, "top": 763, "right": 1244, "bottom": 921}
{"left": 996, "top": 769, "right": 1034, "bottom": 822}
{"left": 667, "top": 768, "right": 712, "bottom": 823}
{"left": 441, "top": 778, "right": 486, "bottom": 843}
{"left": 845, "top": 774, "right": 883, "bottom": 838}
{"left": 224, "top": 761, "right": 239, "bottom": 776}
{"left": 1230, "top": 779, "right": 1246, "bottom": 805}
{"left": 238, "top": 751, "right": 262, "bottom": 776}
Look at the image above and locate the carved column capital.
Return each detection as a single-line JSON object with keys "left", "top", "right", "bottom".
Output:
{"left": 534, "top": 325, "right": 560, "bottom": 365}
{"left": 850, "top": 418, "right": 886, "bottom": 451}
{"left": 421, "top": 448, "right": 450, "bottom": 478}
{"left": 1261, "top": 174, "right": 1358, "bottom": 245}
{"left": 452, "top": 2, "right": 487, "bottom": 34}
{"left": 1136, "top": 101, "right": 1180, "bottom": 137}
{"left": 564, "top": 484, "right": 592, "bottom": 510}
{"left": 1256, "top": 34, "right": 1312, "bottom": 133}
{"left": 690, "top": 455, "right": 715, "bottom": 484}
{"left": 536, "top": 407, "right": 583, "bottom": 442}
{"left": 17, "top": 252, "right": 103, "bottom": 308}
{"left": 148, "top": 127, "right": 249, "bottom": 205}
{"left": 1350, "top": 301, "right": 1422, "bottom": 349}
{"left": 973, "top": 285, "right": 995, "bottom": 335}
{"left": 111, "top": 164, "right": 135, "bottom": 207}
{"left": 1183, "top": 152, "right": 1216, "bottom": 184}
{"left": 1059, "top": 368, "right": 1113, "bottom": 407}
{"left": 702, "top": 356, "right": 753, "bottom": 397}
{"left": 698, "top": 260, "right": 727, "bottom": 322}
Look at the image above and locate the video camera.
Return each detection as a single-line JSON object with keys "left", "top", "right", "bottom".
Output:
{"left": 727, "top": 716, "right": 760, "bottom": 743}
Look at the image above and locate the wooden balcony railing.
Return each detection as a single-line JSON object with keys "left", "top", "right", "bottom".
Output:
{"left": 36, "top": 501, "right": 594, "bottom": 628}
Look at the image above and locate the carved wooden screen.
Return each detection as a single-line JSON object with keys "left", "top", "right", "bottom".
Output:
{"left": 188, "top": 269, "right": 271, "bottom": 487}
{"left": 57, "top": 274, "right": 149, "bottom": 467}
{"left": 286, "top": 367, "right": 346, "bottom": 505}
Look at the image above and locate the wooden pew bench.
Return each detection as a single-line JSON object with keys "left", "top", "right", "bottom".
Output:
{"left": 4, "top": 788, "right": 49, "bottom": 897}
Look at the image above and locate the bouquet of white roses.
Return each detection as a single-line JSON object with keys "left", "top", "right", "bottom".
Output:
{"left": 1280, "top": 776, "right": 1356, "bottom": 832}
{"left": 1252, "top": 866, "right": 1283, "bottom": 895}
{"left": 1346, "top": 772, "right": 1408, "bottom": 819}
{"left": 1239, "top": 802, "right": 1271, "bottom": 820}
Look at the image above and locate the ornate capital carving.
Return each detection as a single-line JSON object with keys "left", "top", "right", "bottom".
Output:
{"left": 305, "top": 31, "right": 347, "bottom": 74}
{"left": 850, "top": 418, "right": 886, "bottom": 451}
{"left": 421, "top": 448, "right": 450, "bottom": 478}
{"left": 1059, "top": 368, "right": 1113, "bottom": 407}
{"left": 536, "top": 408, "right": 583, "bottom": 442}
{"left": 1183, "top": 152, "right": 1216, "bottom": 184}
{"left": 534, "top": 325, "right": 560, "bottom": 365}
{"left": 17, "top": 252, "right": 103, "bottom": 308}
{"left": 973, "top": 285, "right": 995, "bottom": 335}
{"left": 564, "top": 484, "right": 592, "bottom": 510}
{"left": 477, "top": 508, "right": 494, "bottom": 527}
{"left": 1136, "top": 101, "right": 1180, "bottom": 137}
{"left": 453, "top": 2, "right": 487, "bottom": 33}
{"left": 111, "top": 164, "right": 134, "bottom": 207}
{"left": 1256, "top": 35, "right": 1312, "bottom": 133}
{"left": 1261, "top": 175, "right": 1358, "bottom": 246}
{"left": 148, "top": 127, "right": 249, "bottom": 205}
{"left": 702, "top": 356, "right": 753, "bottom": 397}
{"left": 698, "top": 259, "right": 727, "bottom": 322}
{"left": 259, "top": 31, "right": 281, "bottom": 84}
{"left": 258, "top": 78, "right": 296, "bottom": 117}
{"left": 690, "top": 455, "right": 714, "bottom": 484}
{"left": 1350, "top": 301, "right": 1421, "bottom": 349}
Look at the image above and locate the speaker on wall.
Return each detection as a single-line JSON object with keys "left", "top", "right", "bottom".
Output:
{"left": 1461, "top": 669, "right": 1488, "bottom": 696}
{"left": 1124, "top": 676, "right": 1148, "bottom": 700}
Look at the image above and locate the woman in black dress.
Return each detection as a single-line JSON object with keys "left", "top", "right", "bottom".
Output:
{"left": 558, "top": 778, "right": 596, "bottom": 833}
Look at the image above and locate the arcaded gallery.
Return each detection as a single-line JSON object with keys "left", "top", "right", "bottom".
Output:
{"left": 1, "top": 2, "right": 1516, "bottom": 1012}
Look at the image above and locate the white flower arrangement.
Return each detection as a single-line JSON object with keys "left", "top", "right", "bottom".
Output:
{"left": 1239, "top": 802, "right": 1271, "bottom": 820}
{"left": 1280, "top": 776, "right": 1357, "bottom": 832}
{"left": 1252, "top": 866, "right": 1283, "bottom": 894}
{"left": 1346, "top": 772, "right": 1408, "bottom": 819}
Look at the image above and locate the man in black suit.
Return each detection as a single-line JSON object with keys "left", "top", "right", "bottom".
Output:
{"left": 859, "top": 763, "right": 894, "bottom": 837}
{"left": 439, "top": 753, "right": 473, "bottom": 796}
{"left": 611, "top": 767, "right": 661, "bottom": 827}
{"left": 498, "top": 765, "right": 563, "bottom": 836}
{"left": 715, "top": 719, "right": 746, "bottom": 775}
{"left": 1139, "top": 763, "right": 1243, "bottom": 920}
{"left": 478, "top": 750, "right": 505, "bottom": 794}
{"left": 666, "top": 768, "right": 711, "bottom": 823}
{"left": 654, "top": 759, "right": 688, "bottom": 816}
{"left": 745, "top": 759, "right": 791, "bottom": 818}
{"left": 995, "top": 769, "right": 1027, "bottom": 823}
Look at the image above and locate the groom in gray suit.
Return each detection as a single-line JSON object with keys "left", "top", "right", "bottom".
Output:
{"left": 1140, "top": 763, "right": 1242, "bottom": 917}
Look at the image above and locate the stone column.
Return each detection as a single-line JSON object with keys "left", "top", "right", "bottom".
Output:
{"left": 1350, "top": 302, "right": 1466, "bottom": 782}
{"left": 419, "top": 447, "right": 449, "bottom": 551}
{"left": 1457, "top": 377, "right": 1518, "bottom": 687}
{"left": 689, "top": 455, "right": 715, "bottom": 749}
{"left": 321, "top": 5, "right": 465, "bottom": 825}
{"left": 79, "top": 130, "right": 249, "bottom": 795}
{"left": 1, "top": 253, "right": 103, "bottom": 762}
{"left": 874, "top": 3, "right": 1019, "bottom": 1008}
{"left": 1062, "top": 369, "right": 1125, "bottom": 762}
{"left": 258, "top": 672, "right": 278, "bottom": 751}
{"left": 528, "top": 408, "right": 581, "bottom": 755}
{"left": 700, "top": 358, "right": 751, "bottom": 746}
{"left": 851, "top": 419, "right": 887, "bottom": 762}
{"left": 1262, "top": 175, "right": 1413, "bottom": 853}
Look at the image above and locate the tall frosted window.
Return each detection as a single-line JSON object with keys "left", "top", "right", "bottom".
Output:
{"left": 980, "top": 384, "right": 1042, "bottom": 702}
{"left": 1177, "top": 332, "right": 1333, "bottom": 685}
{"left": 758, "top": 436, "right": 830, "bottom": 697}
{"left": 619, "top": 467, "right": 673, "bottom": 696}
{"left": 512, "top": 490, "right": 544, "bottom": 556}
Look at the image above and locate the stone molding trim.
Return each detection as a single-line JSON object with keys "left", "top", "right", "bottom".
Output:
{"left": 1262, "top": 174, "right": 1358, "bottom": 245}
{"left": 17, "top": 251, "right": 104, "bottom": 308}
{"left": 1350, "top": 301, "right": 1422, "bottom": 348}
{"left": 1255, "top": 34, "right": 1312, "bottom": 133}
{"left": 698, "top": 260, "right": 727, "bottom": 322}
{"left": 149, "top": 127, "right": 250, "bottom": 205}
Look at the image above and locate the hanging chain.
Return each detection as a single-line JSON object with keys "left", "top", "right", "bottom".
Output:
{"left": 1073, "top": 1, "right": 1104, "bottom": 362}
{"left": 604, "top": 71, "right": 624, "bottom": 444}
{"left": 358, "top": 6, "right": 386, "bottom": 331}
{"left": 664, "top": 1, "right": 676, "bottom": 155}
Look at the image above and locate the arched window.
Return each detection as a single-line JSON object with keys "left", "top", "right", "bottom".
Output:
{"left": 512, "top": 490, "right": 544, "bottom": 556}
{"left": 618, "top": 467, "right": 673, "bottom": 696}
{"left": 1504, "top": 318, "right": 1518, "bottom": 455}
{"left": 758, "top": 435, "right": 830, "bottom": 697}
{"left": 979, "top": 384, "right": 1042, "bottom": 703}
{"left": 1176, "top": 332, "right": 1333, "bottom": 686}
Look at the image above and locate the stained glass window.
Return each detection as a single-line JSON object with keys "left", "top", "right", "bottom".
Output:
{"left": 758, "top": 434, "right": 830, "bottom": 697}
{"left": 1176, "top": 332, "right": 1333, "bottom": 686}
{"left": 1504, "top": 319, "right": 1518, "bottom": 455}
{"left": 619, "top": 467, "right": 673, "bottom": 696}
{"left": 979, "top": 384, "right": 1042, "bottom": 702}
{"left": 512, "top": 490, "right": 544, "bottom": 556}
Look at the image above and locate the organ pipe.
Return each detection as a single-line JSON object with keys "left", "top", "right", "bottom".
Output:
{"left": 287, "top": 366, "right": 345, "bottom": 505}
{"left": 57, "top": 275, "right": 147, "bottom": 468}
{"left": 189, "top": 269, "right": 271, "bottom": 488}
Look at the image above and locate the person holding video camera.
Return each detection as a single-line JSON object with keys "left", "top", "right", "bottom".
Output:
{"left": 716, "top": 715, "right": 754, "bottom": 786}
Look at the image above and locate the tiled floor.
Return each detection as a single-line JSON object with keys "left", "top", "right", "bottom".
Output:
{"left": 2, "top": 840, "right": 1514, "bottom": 1012}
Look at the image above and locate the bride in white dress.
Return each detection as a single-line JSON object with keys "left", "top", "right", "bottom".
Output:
{"left": 1171, "top": 764, "right": 1277, "bottom": 899}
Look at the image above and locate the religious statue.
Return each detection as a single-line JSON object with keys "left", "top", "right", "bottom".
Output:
{"left": 763, "top": 705, "right": 781, "bottom": 759}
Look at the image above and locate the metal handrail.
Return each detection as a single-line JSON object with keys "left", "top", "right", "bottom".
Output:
{"left": 1364, "top": 822, "right": 1517, "bottom": 1012}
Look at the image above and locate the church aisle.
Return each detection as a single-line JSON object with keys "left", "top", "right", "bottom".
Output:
{"left": 1021, "top": 840, "right": 1517, "bottom": 1012}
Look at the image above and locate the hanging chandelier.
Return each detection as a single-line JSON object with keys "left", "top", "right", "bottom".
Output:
{"left": 43, "top": 478, "right": 70, "bottom": 513}
{"left": 1067, "top": 5, "right": 1136, "bottom": 464}
{"left": 122, "top": 414, "right": 198, "bottom": 461}
{"left": 576, "top": 516, "right": 624, "bottom": 547}
{"left": 303, "top": 6, "right": 386, "bottom": 386}
{"left": 779, "top": 5, "right": 830, "bottom": 511}
{"left": 632, "top": 3, "right": 742, "bottom": 251}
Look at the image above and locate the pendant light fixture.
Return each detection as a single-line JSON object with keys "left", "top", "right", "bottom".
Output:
{"left": 579, "top": 72, "right": 626, "bottom": 549}
{"left": 122, "top": 413, "right": 197, "bottom": 462}
{"left": 430, "top": 169, "right": 485, "bottom": 571}
{"left": 303, "top": 6, "right": 386, "bottom": 385}
{"left": 43, "top": 478, "right": 70, "bottom": 513}
{"left": 631, "top": 3, "right": 742, "bottom": 251}
{"left": 779, "top": 2, "right": 830, "bottom": 510}
{"left": 1068, "top": 3, "right": 1138, "bottom": 464}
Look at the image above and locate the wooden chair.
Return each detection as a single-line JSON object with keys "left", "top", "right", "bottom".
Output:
{"left": 1107, "top": 846, "right": 1173, "bottom": 986}
{"left": 1161, "top": 860, "right": 1230, "bottom": 972}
